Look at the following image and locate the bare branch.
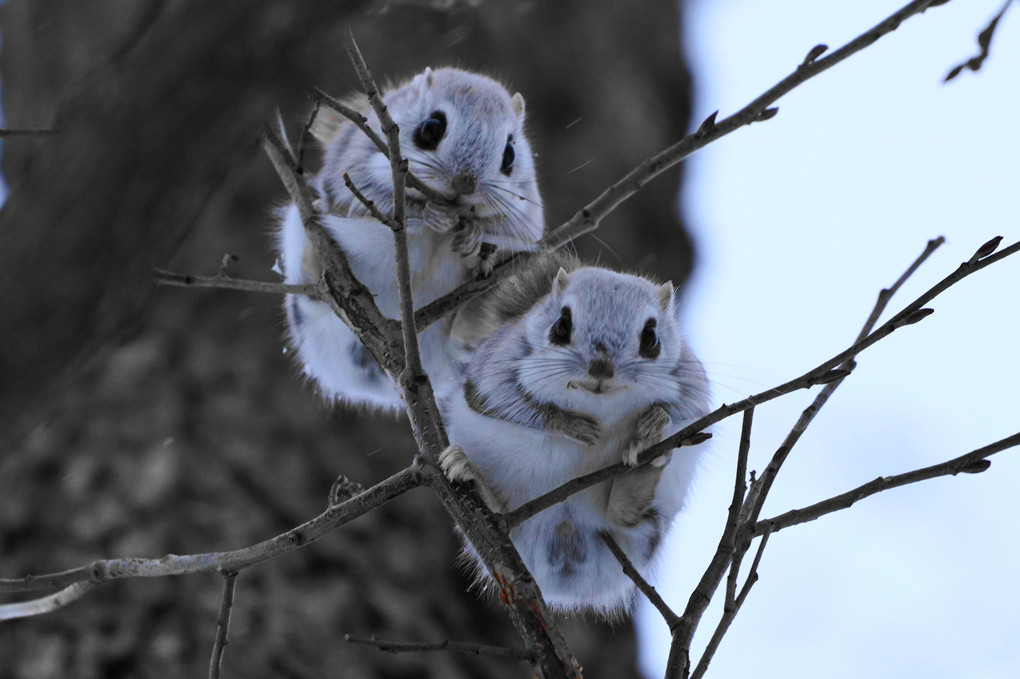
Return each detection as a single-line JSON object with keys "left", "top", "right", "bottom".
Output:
{"left": 690, "top": 528, "right": 771, "bottom": 679}
{"left": 0, "top": 582, "right": 98, "bottom": 620}
{"left": 344, "top": 36, "right": 422, "bottom": 380}
{"left": 208, "top": 571, "right": 238, "bottom": 679}
{"left": 153, "top": 268, "right": 320, "bottom": 298}
{"left": 945, "top": 0, "right": 1014, "bottom": 81}
{"left": 343, "top": 172, "right": 397, "bottom": 229}
{"left": 755, "top": 431, "right": 1020, "bottom": 537}
{"left": 739, "top": 236, "right": 945, "bottom": 529}
{"left": 0, "top": 466, "right": 422, "bottom": 595}
{"left": 344, "top": 634, "right": 534, "bottom": 661}
{"left": 541, "top": 0, "right": 952, "bottom": 250}
{"left": 504, "top": 432, "right": 712, "bottom": 529}
{"left": 598, "top": 531, "right": 679, "bottom": 630}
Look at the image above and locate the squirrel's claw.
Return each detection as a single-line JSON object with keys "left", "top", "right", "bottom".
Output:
{"left": 439, "top": 445, "right": 505, "bottom": 514}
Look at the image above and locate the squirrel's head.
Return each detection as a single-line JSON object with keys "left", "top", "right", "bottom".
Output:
{"left": 517, "top": 266, "right": 689, "bottom": 411}
{"left": 389, "top": 67, "right": 543, "bottom": 247}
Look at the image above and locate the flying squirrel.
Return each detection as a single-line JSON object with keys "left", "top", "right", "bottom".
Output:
{"left": 438, "top": 251, "right": 712, "bottom": 616}
{"left": 276, "top": 67, "right": 545, "bottom": 411}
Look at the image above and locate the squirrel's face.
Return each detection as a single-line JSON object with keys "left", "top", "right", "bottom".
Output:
{"left": 388, "top": 68, "right": 543, "bottom": 246}
{"left": 518, "top": 267, "right": 686, "bottom": 414}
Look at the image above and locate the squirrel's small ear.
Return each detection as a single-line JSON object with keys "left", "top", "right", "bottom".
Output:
{"left": 656, "top": 281, "right": 674, "bottom": 312}
{"left": 511, "top": 92, "right": 526, "bottom": 117}
{"left": 554, "top": 267, "right": 571, "bottom": 294}
{"left": 423, "top": 66, "right": 435, "bottom": 87}
{"left": 308, "top": 103, "right": 345, "bottom": 145}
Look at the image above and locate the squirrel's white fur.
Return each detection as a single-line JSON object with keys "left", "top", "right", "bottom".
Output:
{"left": 277, "top": 67, "right": 545, "bottom": 411}
{"left": 440, "top": 253, "right": 711, "bottom": 616}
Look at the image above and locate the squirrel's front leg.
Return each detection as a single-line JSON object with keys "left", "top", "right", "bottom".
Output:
{"left": 607, "top": 404, "right": 672, "bottom": 528}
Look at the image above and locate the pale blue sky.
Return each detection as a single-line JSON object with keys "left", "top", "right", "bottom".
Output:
{"left": 640, "top": 1, "right": 1020, "bottom": 677}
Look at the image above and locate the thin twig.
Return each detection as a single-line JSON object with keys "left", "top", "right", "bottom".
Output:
{"left": 0, "top": 466, "right": 422, "bottom": 595}
{"left": 504, "top": 432, "right": 712, "bottom": 529}
{"left": 344, "top": 634, "right": 535, "bottom": 661}
{"left": 690, "top": 528, "right": 771, "bottom": 679}
{"left": 343, "top": 172, "right": 397, "bottom": 229}
{"left": 754, "top": 431, "right": 1020, "bottom": 536}
{"left": 0, "top": 582, "right": 98, "bottom": 620}
{"left": 518, "top": 236, "right": 1017, "bottom": 532}
{"left": 208, "top": 571, "right": 238, "bottom": 679}
{"left": 739, "top": 236, "right": 945, "bottom": 530}
{"left": 664, "top": 233, "right": 982, "bottom": 679}
{"left": 945, "top": 0, "right": 1014, "bottom": 81}
{"left": 598, "top": 531, "right": 679, "bottom": 630}
{"left": 344, "top": 37, "right": 422, "bottom": 380}
{"left": 541, "top": 0, "right": 951, "bottom": 250}
{"left": 154, "top": 268, "right": 320, "bottom": 298}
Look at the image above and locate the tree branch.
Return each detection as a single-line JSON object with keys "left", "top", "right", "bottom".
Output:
{"left": 0, "top": 582, "right": 98, "bottom": 621}
{"left": 739, "top": 236, "right": 945, "bottom": 532}
{"left": 754, "top": 431, "right": 1020, "bottom": 537}
{"left": 344, "top": 634, "right": 534, "bottom": 661}
{"left": 344, "top": 36, "right": 422, "bottom": 381}
{"left": 208, "top": 571, "right": 238, "bottom": 679}
{"left": 0, "top": 465, "right": 422, "bottom": 595}
{"left": 540, "top": 0, "right": 951, "bottom": 250}
{"left": 598, "top": 531, "right": 679, "bottom": 630}
{"left": 690, "top": 528, "right": 771, "bottom": 679}
{"left": 944, "top": 0, "right": 1014, "bottom": 81}
{"left": 154, "top": 268, "right": 320, "bottom": 298}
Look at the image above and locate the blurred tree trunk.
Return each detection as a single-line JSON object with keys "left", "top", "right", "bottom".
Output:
{"left": 0, "top": 1, "right": 694, "bottom": 677}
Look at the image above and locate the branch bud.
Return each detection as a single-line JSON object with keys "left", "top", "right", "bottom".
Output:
{"left": 967, "top": 235, "right": 1003, "bottom": 265}
{"left": 959, "top": 459, "right": 991, "bottom": 474}
{"left": 900, "top": 307, "right": 934, "bottom": 326}
{"left": 811, "top": 368, "right": 851, "bottom": 385}
{"left": 802, "top": 44, "right": 829, "bottom": 66}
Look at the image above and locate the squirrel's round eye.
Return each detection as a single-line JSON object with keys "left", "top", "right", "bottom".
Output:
{"left": 549, "top": 306, "right": 572, "bottom": 346}
{"left": 639, "top": 319, "right": 660, "bottom": 359}
{"left": 414, "top": 111, "right": 447, "bottom": 150}
{"left": 501, "top": 136, "right": 515, "bottom": 175}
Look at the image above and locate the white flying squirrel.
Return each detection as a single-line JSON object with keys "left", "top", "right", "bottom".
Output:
{"left": 439, "top": 252, "right": 711, "bottom": 616}
{"left": 276, "top": 67, "right": 545, "bottom": 411}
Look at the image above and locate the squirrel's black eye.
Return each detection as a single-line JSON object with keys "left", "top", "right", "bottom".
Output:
{"left": 639, "top": 318, "right": 660, "bottom": 359}
{"left": 501, "top": 135, "right": 515, "bottom": 175}
{"left": 413, "top": 111, "right": 447, "bottom": 150}
{"left": 549, "top": 306, "right": 572, "bottom": 346}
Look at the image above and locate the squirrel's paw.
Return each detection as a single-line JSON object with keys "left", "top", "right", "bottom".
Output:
{"left": 422, "top": 204, "right": 460, "bottom": 233}
{"left": 563, "top": 415, "right": 601, "bottom": 447}
{"left": 622, "top": 404, "right": 671, "bottom": 467}
{"left": 438, "top": 445, "right": 504, "bottom": 513}
{"left": 451, "top": 218, "right": 484, "bottom": 257}
{"left": 475, "top": 242, "right": 499, "bottom": 279}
